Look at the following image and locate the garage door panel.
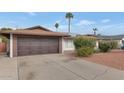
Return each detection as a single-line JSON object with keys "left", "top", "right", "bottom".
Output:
{"left": 17, "top": 37, "right": 59, "bottom": 56}
{"left": 48, "top": 47, "right": 58, "bottom": 53}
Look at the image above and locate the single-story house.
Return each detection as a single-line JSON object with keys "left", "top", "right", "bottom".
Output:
{"left": 0, "top": 26, "right": 71, "bottom": 58}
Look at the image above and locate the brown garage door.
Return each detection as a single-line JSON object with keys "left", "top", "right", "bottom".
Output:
{"left": 17, "top": 36, "right": 59, "bottom": 56}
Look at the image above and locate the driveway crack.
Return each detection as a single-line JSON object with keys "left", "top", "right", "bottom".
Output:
{"left": 53, "top": 61, "right": 87, "bottom": 80}
{"left": 92, "top": 69, "right": 109, "bottom": 80}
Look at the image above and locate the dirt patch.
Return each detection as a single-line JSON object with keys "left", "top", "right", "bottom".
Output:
{"left": 26, "top": 72, "right": 35, "bottom": 80}
{"left": 83, "top": 50, "right": 124, "bottom": 70}
{"left": 66, "top": 50, "right": 124, "bottom": 70}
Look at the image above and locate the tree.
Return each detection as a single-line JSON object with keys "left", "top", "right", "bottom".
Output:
{"left": 93, "top": 28, "right": 98, "bottom": 36}
{"left": 1, "top": 27, "right": 12, "bottom": 31}
{"left": 55, "top": 23, "right": 59, "bottom": 31}
{"left": 65, "top": 12, "right": 74, "bottom": 33}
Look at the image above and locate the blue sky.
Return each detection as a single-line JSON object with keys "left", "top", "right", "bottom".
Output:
{"left": 0, "top": 12, "right": 124, "bottom": 35}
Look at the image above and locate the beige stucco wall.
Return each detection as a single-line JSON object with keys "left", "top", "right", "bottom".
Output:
{"left": 62, "top": 38, "right": 75, "bottom": 52}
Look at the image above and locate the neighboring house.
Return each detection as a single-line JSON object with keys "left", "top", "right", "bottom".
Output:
{"left": 0, "top": 26, "right": 70, "bottom": 58}
{"left": 97, "top": 35, "right": 124, "bottom": 48}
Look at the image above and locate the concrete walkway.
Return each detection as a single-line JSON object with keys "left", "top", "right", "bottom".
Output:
{"left": 0, "top": 54, "right": 124, "bottom": 80}
{"left": 0, "top": 55, "right": 18, "bottom": 80}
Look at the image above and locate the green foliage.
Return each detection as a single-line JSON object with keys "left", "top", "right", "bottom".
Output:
{"left": 77, "top": 47, "right": 94, "bottom": 57}
{"left": 55, "top": 23, "right": 59, "bottom": 31}
{"left": 65, "top": 12, "right": 74, "bottom": 19}
{"left": 74, "top": 36, "right": 96, "bottom": 57}
{"left": 99, "top": 41, "right": 111, "bottom": 52}
{"left": 93, "top": 28, "right": 98, "bottom": 35}
{"left": 1, "top": 27, "right": 12, "bottom": 31}
{"left": 94, "top": 49, "right": 100, "bottom": 53}
{"left": 109, "top": 41, "right": 118, "bottom": 49}
{"left": 99, "top": 40, "right": 118, "bottom": 51}
{"left": 55, "top": 23, "right": 59, "bottom": 29}
{"left": 74, "top": 36, "right": 96, "bottom": 49}
{"left": 0, "top": 35, "right": 8, "bottom": 43}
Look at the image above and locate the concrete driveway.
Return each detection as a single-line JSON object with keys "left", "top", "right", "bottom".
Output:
{"left": 0, "top": 55, "right": 18, "bottom": 80}
{"left": 17, "top": 54, "right": 124, "bottom": 80}
{"left": 1, "top": 54, "right": 124, "bottom": 80}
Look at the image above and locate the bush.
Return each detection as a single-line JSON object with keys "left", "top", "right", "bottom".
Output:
{"left": 77, "top": 47, "right": 94, "bottom": 57}
{"left": 0, "top": 35, "right": 8, "bottom": 43}
{"left": 74, "top": 36, "right": 96, "bottom": 57}
{"left": 74, "top": 36, "right": 96, "bottom": 49}
{"left": 94, "top": 49, "right": 100, "bottom": 53}
{"left": 110, "top": 41, "right": 118, "bottom": 49}
{"left": 99, "top": 42, "right": 111, "bottom": 52}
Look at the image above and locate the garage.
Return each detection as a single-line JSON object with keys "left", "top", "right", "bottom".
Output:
{"left": 17, "top": 36, "right": 59, "bottom": 56}
{"left": 0, "top": 26, "right": 69, "bottom": 57}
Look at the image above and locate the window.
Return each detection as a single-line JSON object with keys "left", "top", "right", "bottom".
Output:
{"left": 64, "top": 39, "right": 74, "bottom": 49}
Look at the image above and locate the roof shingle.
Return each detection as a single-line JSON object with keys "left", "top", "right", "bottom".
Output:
{"left": 0, "top": 29, "right": 69, "bottom": 37}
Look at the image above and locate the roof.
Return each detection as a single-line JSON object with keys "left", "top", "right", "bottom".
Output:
{"left": 97, "top": 35, "right": 124, "bottom": 40}
{"left": 76, "top": 34, "right": 97, "bottom": 38}
{"left": 24, "top": 25, "right": 52, "bottom": 31}
{"left": 0, "top": 26, "right": 69, "bottom": 37}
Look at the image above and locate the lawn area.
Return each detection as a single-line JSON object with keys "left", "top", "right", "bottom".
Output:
{"left": 83, "top": 49, "right": 124, "bottom": 70}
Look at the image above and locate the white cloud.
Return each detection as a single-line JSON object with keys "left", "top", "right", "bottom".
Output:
{"left": 101, "top": 19, "right": 111, "bottom": 23}
{"left": 96, "top": 23, "right": 124, "bottom": 35}
{"left": 76, "top": 20, "right": 96, "bottom": 26}
{"left": 28, "top": 12, "right": 37, "bottom": 16}
{"left": 55, "top": 20, "right": 61, "bottom": 23}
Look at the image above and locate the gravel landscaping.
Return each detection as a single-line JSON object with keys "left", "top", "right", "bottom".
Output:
{"left": 83, "top": 50, "right": 124, "bottom": 70}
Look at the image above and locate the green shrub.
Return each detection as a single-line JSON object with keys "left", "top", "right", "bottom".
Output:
{"left": 99, "top": 42, "right": 111, "bottom": 52}
{"left": 0, "top": 35, "right": 8, "bottom": 43}
{"left": 73, "top": 36, "right": 96, "bottom": 49}
{"left": 77, "top": 47, "right": 94, "bottom": 57}
{"left": 110, "top": 41, "right": 118, "bottom": 49}
{"left": 94, "top": 49, "right": 100, "bottom": 53}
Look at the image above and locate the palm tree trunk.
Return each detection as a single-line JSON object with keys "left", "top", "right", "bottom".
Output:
{"left": 68, "top": 18, "right": 71, "bottom": 33}
{"left": 94, "top": 31, "right": 96, "bottom": 36}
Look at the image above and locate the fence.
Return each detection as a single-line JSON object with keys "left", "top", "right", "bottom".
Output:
{"left": 0, "top": 43, "right": 6, "bottom": 53}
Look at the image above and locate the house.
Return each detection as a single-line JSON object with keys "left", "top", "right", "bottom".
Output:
{"left": 97, "top": 35, "right": 124, "bottom": 48}
{"left": 0, "top": 26, "right": 70, "bottom": 58}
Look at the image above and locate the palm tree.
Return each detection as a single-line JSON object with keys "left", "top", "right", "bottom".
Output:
{"left": 55, "top": 23, "right": 59, "bottom": 31}
{"left": 65, "top": 12, "right": 74, "bottom": 33}
{"left": 93, "top": 28, "right": 98, "bottom": 36}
